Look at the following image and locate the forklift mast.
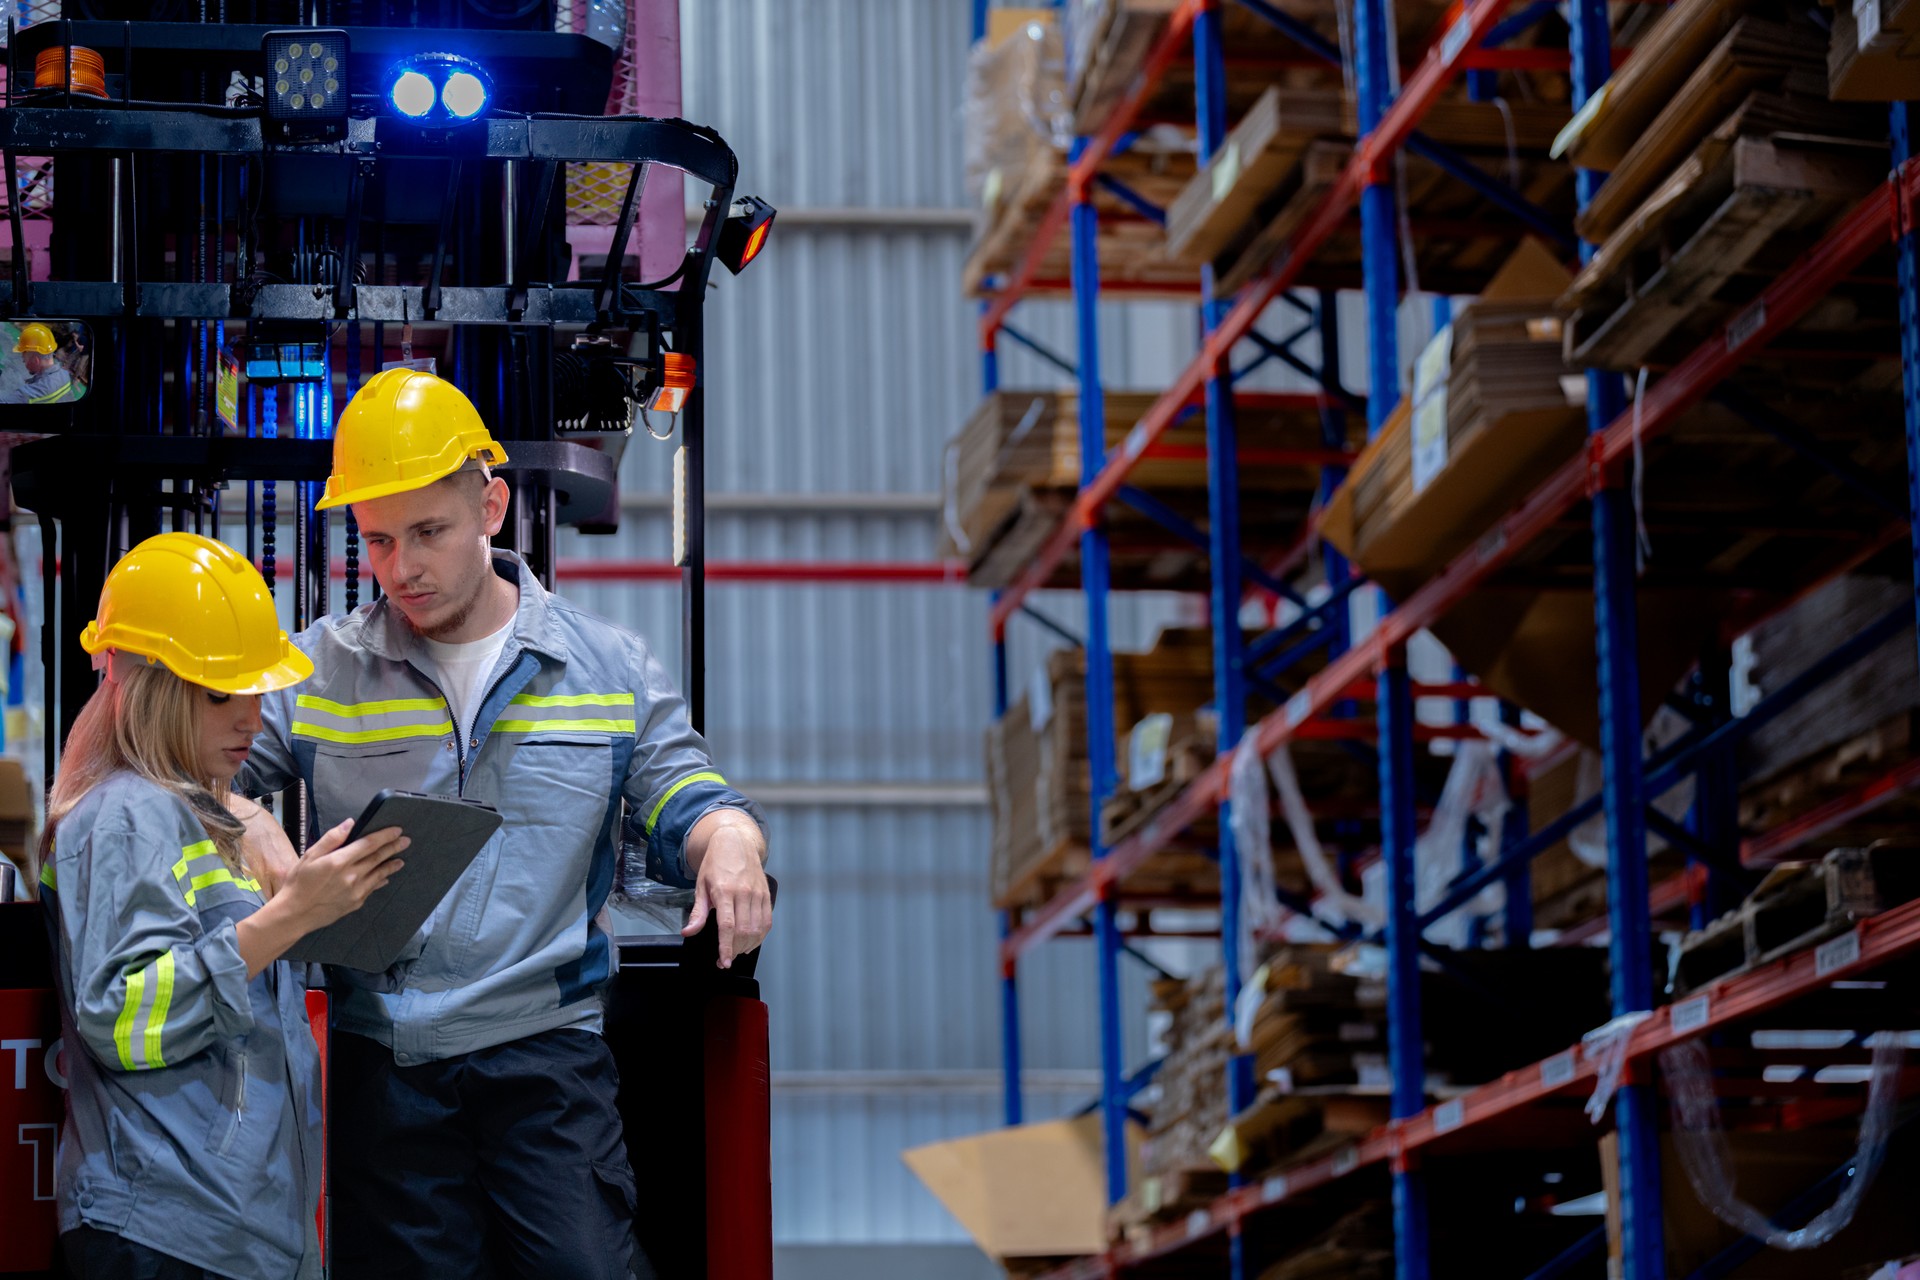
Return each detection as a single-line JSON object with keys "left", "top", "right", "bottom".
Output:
{"left": 0, "top": 10, "right": 771, "bottom": 1277}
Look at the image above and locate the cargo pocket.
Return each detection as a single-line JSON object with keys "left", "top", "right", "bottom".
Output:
{"left": 309, "top": 742, "right": 435, "bottom": 833}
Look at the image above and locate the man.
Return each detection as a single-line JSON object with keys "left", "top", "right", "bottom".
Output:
{"left": 4, "top": 323, "right": 76, "bottom": 404}
{"left": 240, "top": 368, "right": 771, "bottom": 1279}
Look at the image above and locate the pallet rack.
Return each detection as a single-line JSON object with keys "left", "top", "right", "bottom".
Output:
{"left": 969, "top": 0, "right": 1920, "bottom": 1275}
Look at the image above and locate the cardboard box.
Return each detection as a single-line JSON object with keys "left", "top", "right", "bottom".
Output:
{"left": 903, "top": 1115, "right": 1142, "bottom": 1264}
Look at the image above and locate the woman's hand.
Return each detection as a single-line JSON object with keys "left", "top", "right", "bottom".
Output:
{"left": 276, "top": 819, "right": 409, "bottom": 933}
{"left": 235, "top": 819, "right": 408, "bottom": 977}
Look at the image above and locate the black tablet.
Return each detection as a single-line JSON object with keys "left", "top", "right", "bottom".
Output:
{"left": 283, "top": 789, "right": 504, "bottom": 971}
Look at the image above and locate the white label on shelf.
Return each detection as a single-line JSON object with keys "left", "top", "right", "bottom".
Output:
{"left": 1262, "top": 1174, "right": 1290, "bottom": 1203}
{"left": 1476, "top": 527, "right": 1508, "bottom": 564}
{"left": 1129, "top": 713, "right": 1175, "bottom": 791}
{"left": 1333, "top": 1147, "right": 1360, "bottom": 1176}
{"left": 1856, "top": 0, "right": 1883, "bottom": 48}
{"left": 1434, "top": 1099, "right": 1465, "bottom": 1133}
{"left": 1186, "top": 1210, "right": 1211, "bottom": 1239}
{"left": 1269, "top": 1066, "right": 1297, "bottom": 1093}
{"left": 1358, "top": 1060, "right": 1392, "bottom": 1089}
{"left": 1212, "top": 141, "right": 1242, "bottom": 204}
{"left": 1670, "top": 994, "right": 1710, "bottom": 1035}
{"left": 1541, "top": 1050, "right": 1577, "bottom": 1088}
{"left": 1817, "top": 929, "right": 1863, "bottom": 978}
{"left": 1285, "top": 690, "right": 1314, "bottom": 728}
{"left": 1441, "top": 13, "right": 1473, "bottom": 64}
{"left": 1124, "top": 423, "right": 1151, "bottom": 461}
{"left": 1726, "top": 301, "right": 1767, "bottom": 352}
{"left": 1340, "top": 1021, "right": 1379, "bottom": 1043}
{"left": 1029, "top": 663, "right": 1053, "bottom": 733}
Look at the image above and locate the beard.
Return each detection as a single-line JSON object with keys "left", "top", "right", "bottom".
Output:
{"left": 409, "top": 593, "right": 478, "bottom": 641}
{"left": 398, "top": 572, "right": 484, "bottom": 641}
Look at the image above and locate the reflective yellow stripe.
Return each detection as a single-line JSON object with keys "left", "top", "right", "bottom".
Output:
{"left": 293, "top": 720, "right": 453, "bottom": 745}
{"left": 27, "top": 382, "right": 72, "bottom": 405}
{"left": 645, "top": 771, "right": 728, "bottom": 834}
{"left": 296, "top": 694, "right": 448, "bottom": 716}
{"left": 186, "top": 868, "right": 261, "bottom": 905}
{"left": 38, "top": 861, "right": 55, "bottom": 891}
{"left": 508, "top": 692, "right": 636, "bottom": 708}
{"left": 171, "top": 840, "right": 217, "bottom": 886}
{"left": 173, "top": 840, "right": 262, "bottom": 907}
{"left": 114, "top": 967, "right": 144, "bottom": 1071}
{"left": 495, "top": 719, "right": 636, "bottom": 735}
{"left": 145, "top": 953, "right": 174, "bottom": 1069}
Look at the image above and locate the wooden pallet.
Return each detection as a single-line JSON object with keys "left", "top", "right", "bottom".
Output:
{"left": 1107, "top": 1163, "right": 1232, "bottom": 1247}
{"left": 961, "top": 143, "right": 1200, "bottom": 298}
{"left": 1673, "top": 842, "right": 1920, "bottom": 993}
{"left": 1069, "top": 0, "right": 1463, "bottom": 138}
{"left": 1100, "top": 732, "right": 1213, "bottom": 847}
{"left": 1742, "top": 708, "right": 1920, "bottom": 843}
{"left": 1214, "top": 141, "right": 1579, "bottom": 298}
{"left": 995, "top": 835, "right": 1094, "bottom": 912}
{"left": 1572, "top": 19, "right": 1833, "bottom": 245}
{"left": 1167, "top": 88, "right": 1570, "bottom": 270}
{"left": 1213, "top": 139, "right": 1353, "bottom": 296}
{"left": 1830, "top": 0, "right": 1920, "bottom": 99}
{"left": 942, "top": 389, "right": 1341, "bottom": 564}
{"left": 1563, "top": 106, "right": 1888, "bottom": 370}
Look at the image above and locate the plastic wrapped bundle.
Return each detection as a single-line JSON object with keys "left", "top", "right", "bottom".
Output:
{"left": 963, "top": 16, "right": 1070, "bottom": 221}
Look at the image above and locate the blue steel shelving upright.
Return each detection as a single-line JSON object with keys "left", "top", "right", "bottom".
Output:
{"left": 971, "top": 2, "right": 1920, "bottom": 1278}
{"left": 1565, "top": 0, "right": 1663, "bottom": 1271}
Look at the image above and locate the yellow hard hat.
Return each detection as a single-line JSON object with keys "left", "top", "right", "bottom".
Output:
{"left": 316, "top": 368, "right": 508, "bottom": 510}
{"left": 80, "top": 532, "right": 313, "bottom": 695}
{"left": 13, "top": 323, "right": 57, "bottom": 355}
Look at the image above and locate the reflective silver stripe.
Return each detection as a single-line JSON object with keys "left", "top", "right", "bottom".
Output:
{"left": 494, "top": 692, "right": 636, "bottom": 735}
{"left": 293, "top": 694, "right": 453, "bottom": 744}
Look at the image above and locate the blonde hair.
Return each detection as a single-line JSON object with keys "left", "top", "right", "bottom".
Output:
{"left": 37, "top": 659, "right": 248, "bottom": 878}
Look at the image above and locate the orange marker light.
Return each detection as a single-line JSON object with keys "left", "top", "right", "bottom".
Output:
{"left": 648, "top": 352, "right": 696, "bottom": 415}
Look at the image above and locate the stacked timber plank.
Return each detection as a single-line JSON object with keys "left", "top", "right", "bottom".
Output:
{"left": 1738, "top": 573, "right": 1920, "bottom": 844}
{"left": 1829, "top": 0, "right": 1920, "bottom": 98}
{"left": 1111, "top": 951, "right": 1391, "bottom": 1250}
{"left": 1166, "top": 85, "right": 1573, "bottom": 293}
{"left": 987, "top": 629, "right": 1239, "bottom": 910}
{"left": 1117, "top": 945, "right": 1611, "bottom": 1248}
{"left": 1065, "top": 0, "right": 1464, "bottom": 137}
{"left": 1255, "top": 1206, "right": 1394, "bottom": 1280}
{"left": 1558, "top": 0, "right": 1888, "bottom": 369}
{"left": 940, "top": 389, "right": 1343, "bottom": 591}
{"left": 1125, "top": 969, "right": 1233, "bottom": 1232}
{"left": 961, "top": 139, "right": 1202, "bottom": 298}
{"left": 1323, "top": 239, "right": 1584, "bottom": 586}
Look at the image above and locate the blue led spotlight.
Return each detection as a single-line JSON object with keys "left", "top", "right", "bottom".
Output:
{"left": 383, "top": 53, "right": 493, "bottom": 126}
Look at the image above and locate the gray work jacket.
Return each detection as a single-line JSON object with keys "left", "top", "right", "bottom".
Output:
{"left": 41, "top": 772, "right": 322, "bottom": 1280}
{"left": 240, "top": 551, "right": 760, "bottom": 1065}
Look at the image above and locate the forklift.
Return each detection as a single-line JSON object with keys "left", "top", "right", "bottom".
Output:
{"left": 0, "top": 8, "right": 773, "bottom": 1276}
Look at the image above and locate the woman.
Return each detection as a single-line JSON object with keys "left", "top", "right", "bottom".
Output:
{"left": 36, "top": 531, "right": 409, "bottom": 1280}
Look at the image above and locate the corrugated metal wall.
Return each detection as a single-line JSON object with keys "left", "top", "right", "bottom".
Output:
{"left": 563, "top": 1, "right": 1409, "bottom": 1258}
{"left": 552, "top": 0, "right": 1190, "bottom": 1254}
